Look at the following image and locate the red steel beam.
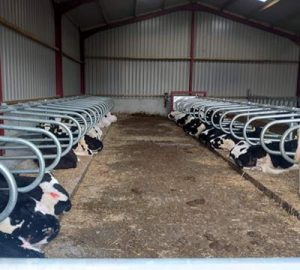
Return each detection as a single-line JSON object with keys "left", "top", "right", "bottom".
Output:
{"left": 54, "top": 9, "right": 63, "bottom": 98}
{"left": 82, "top": 3, "right": 299, "bottom": 43}
{"left": 80, "top": 34, "right": 85, "bottom": 95}
{"left": 188, "top": 11, "right": 195, "bottom": 95}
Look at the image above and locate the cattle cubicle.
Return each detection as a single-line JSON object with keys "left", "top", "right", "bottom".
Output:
{"left": 171, "top": 96, "right": 300, "bottom": 194}
{"left": 0, "top": 96, "right": 117, "bottom": 257}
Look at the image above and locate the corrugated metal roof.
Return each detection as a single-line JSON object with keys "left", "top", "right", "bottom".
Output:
{"left": 54, "top": 0, "right": 300, "bottom": 35}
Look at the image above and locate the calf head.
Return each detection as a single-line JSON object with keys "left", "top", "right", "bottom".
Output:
{"left": 73, "top": 138, "right": 94, "bottom": 156}
{"left": 0, "top": 172, "right": 71, "bottom": 217}
{"left": 176, "top": 114, "right": 189, "bottom": 127}
{"left": 105, "top": 112, "right": 117, "bottom": 123}
{"left": 84, "top": 135, "right": 103, "bottom": 152}
{"left": 26, "top": 173, "right": 71, "bottom": 216}
{"left": 183, "top": 119, "right": 201, "bottom": 133}
{"left": 190, "top": 123, "right": 210, "bottom": 138}
{"left": 210, "top": 134, "right": 236, "bottom": 151}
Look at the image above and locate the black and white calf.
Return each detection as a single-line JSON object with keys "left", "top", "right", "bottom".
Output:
{"left": 176, "top": 114, "right": 195, "bottom": 127}
{"left": 183, "top": 118, "right": 202, "bottom": 134}
{"left": 0, "top": 172, "right": 71, "bottom": 251}
{"left": 38, "top": 121, "right": 103, "bottom": 157}
{"left": 0, "top": 232, "right": 45, "bottom": 258}
{"left": 34, "top": 142, "right": 77, "bottom": 170}
{"left": 0, "top": 193, "right": 60, "bottom": 250}
{"left": 209, "top": 128, "right": 262, "bottom": 151}
{"left": 98, "top": 112, "right": 117, "bottom": 128}
{"left": 189, "top": 123, "right": 213, "bottom": 139}
{"left": 168, "top": 111, "right": 186, "bottom": 121}
{"left": 229, "top": 140, "right": 299, "bottom": 174}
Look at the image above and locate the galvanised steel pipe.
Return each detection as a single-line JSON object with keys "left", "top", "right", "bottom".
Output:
{"left": 0, "top": 162, "right": 18, "bottom": 222}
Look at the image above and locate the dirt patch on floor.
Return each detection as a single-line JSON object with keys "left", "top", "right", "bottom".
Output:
{"left": 46, "top": 114, "right": 300, "bottom": 258}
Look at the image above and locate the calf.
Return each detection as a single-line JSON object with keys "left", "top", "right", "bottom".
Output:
{"left": 230, "top": 140, "right": 298, "bottom": 174}
{"left": 168, "top": 111, "right": 185, "bottom": 121}
{"left": 0, "top": 172, "right": 70, "bottom": 248}
{"left": 183, "top": 118, "right": 202, "bottom": 134}
{"left": 87, "top": 127, "right": 103, "bottom": 140}
{"left": 38, "top": 122, "right": 101, "bottom": 156}
{"left": 0, "top": 173, "right": 72, "bottom": 217}
{"left": 34, "top": 143, "right": 77, "bottom": 170}
{"left": 105, "top": 112, "right": 117, "bottom": 123}
{"left": 176, "top": 114, "right": 195, "bottom": 127}
{"left": 0, "top": 193, "right": 60, "bottom": 249}
{"left": 206, "top": 110, "right": 221, "bottom": 124}
{"left": 73, "top": 138, "right": 94, "bottom": 156}
{"left": 188, "top": 122, "right": 211, "bottom": 138}
{"left": 25, "top": 173, "right": 72, "bottom": 216}
{"left": 210, "top": 128, "right": 262, "bottom": 151}
{"left": 199, "top": 128, "right": 224, "bottom": 145}
{"left": 210, "top": 133, "right": 239, "bottom": 151}
{"left": 83, "top": 135, "right": 103, "bottom": 153}
{"left": 98, "top": 117, "right": 111, "bottom": 128}
{"left": 0, "top": 232, "right": 45, "bottom": 258}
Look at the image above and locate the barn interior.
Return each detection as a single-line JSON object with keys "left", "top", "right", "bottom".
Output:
{"left": 0, "top": 0, "right": 300, "bottom": 267}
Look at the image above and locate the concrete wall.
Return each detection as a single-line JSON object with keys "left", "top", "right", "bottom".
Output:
{"left": 112, "top": 97, "right": 167, "bottom": 116}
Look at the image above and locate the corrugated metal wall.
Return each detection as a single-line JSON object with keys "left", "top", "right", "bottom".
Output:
{"left": 85, "top": 11, "right": 299, "bottom": 97}
{"left": 63, "top": 56, "right": 81, "bottom": 96}
{"left": 0, "top": 0, "right": 54, "bottom": 44}
{"left": 62, "top": 16, "right": 81, "bottom": 96}
{"left": 62, "top": 16, "right": 80, "bottom": 60}
{"left": 0, "top": 0, "right": 56, "bottom": 101}
{"left": 85, "top": 12, "right": 191, "bottom": 96}
{"left": 193, "top": 12, "right": 299, "bottom": 97}
{"left": 0, "top": 27, "right": 56, "bottom": 101}
{"left": 86, "top": 60, "right": 189, "bottom": 96}
{"left": 193, "top": 62, "right": 298, "bottom": 97}
{"left": 86, "top": 12, "right": 190, "bottom": 58}
{"left": 195, "top": 13, "right": 298, "bottom": 60}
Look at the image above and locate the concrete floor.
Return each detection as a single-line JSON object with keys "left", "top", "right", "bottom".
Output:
{"left": 46, "top": 114, "right": 300, "bottom": 258}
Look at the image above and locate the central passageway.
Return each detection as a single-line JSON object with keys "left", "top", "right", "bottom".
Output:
{"left": 46, "top": 114, "right": 300, "bottom": 258}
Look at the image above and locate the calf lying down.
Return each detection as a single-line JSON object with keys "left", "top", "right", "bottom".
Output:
{"left": 0, "top": 173, "right": 71, "bottom": 254}
{"left": 98, "top": 113, "right": 117, "bottom": 128}
{"left": 230, "top": 140, "right": 298, "bottom": 174}
{"left": 73, "top": 134, "right": 103, "bottom": 156}
{"left": 197, "top": 126, "right": 298, "bottom": 174}
{"left": 168, "top": 111, "right": 185, "bottom": 121}
{"left": 0, "top": 232, "right": 45, "bottom": 258}
{"left": 170, "top": 113, "right": 299, "bottom": 175}
{"left": 33, "top": 143, "right": 78, "bottom": 170}
{"left": 38, "top": 122, "right": 104, "bottom": 157}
